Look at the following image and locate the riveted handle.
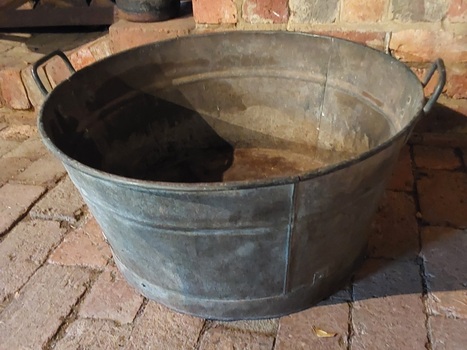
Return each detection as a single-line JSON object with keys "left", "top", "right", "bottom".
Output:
{"left": 32, "top": 50, "right": 76, "bottom": 96}
{"left": 421, "top": 58, "right": 446, "bottom": 114}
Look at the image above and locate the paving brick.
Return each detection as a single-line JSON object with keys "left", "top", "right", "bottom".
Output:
{"left": 445, "top": 63, "right": 467, "bottom": 99}
{"left": 369, "top": 191, "right": 419, "bottom": 260}
{"left": 89, "top": 37, "right": 114, "bottom": 61}
{"left": 0, "top": 183, "right": 45, "bottom": 234}
{"left": 49, "top": 217, "right": 112, "bottom": 268}
{"left": 79, "top": 266, "right": 144, "bottom": 324}
{"left": 421, "top": 226, "right": 467, "bottom": 319}
{"left": 0, "top": 67, "right": 31, "bottom": 110}
{"left": 0, "top": 156, "right": 32, "bottom": 186}
{"left": 3, "top": 137, "right": 48, "bottom": 161}
{"left": 14, "top": 153, "right": 66, "bottom": 186}
{"left": 289, "top": 0, "right": 340, "bottom": 23}
{"left": 0, "top": 264, "right": 91, "bottom": 349}
{"left": 276, "top": 302, "right": 349, "bottom": 349}
{"left": 54, "top": 318, "right": 132, "bottom": 349}
{"left": 45, "top": 55, "right": 75, "bottom": 89}
{"left": 70, "top": 45, "right": 96, "bottom": 71}
{"left": 30, "top": 176, "right": 85, "bottom": 223}
{"left": 109, "top": 17, "right": 195, "bottom": 53}
{"left": 448, "top": 0, "right": 467, "bottom": 22}
{"left": 0, "top": 139, "right": 19, "bottom": 157}
{"left": 429, "top": 316, "right": 467, "bottom": 349}
{"left": 21, "top": 65, "right": 50, "bottom": 108}
{"left": 200, "top": 326, "right": 274, "bottom": 350}
{"left": 214, "top": 318, "right": 278, "bottom": 335}
{"left": 0, "top": 220, "right": 65, "bottom": 301}
{"left": 390, "top": 30, "right": 467, "bottom": 63}
{"left": 341, "top": 0, "right": 388, "bottom": 22}
{"left": 387, "top": 145, "right": 413, "bottom": 191}
{"left": 193, "top": 0, "right": 237, "bottom": 24}
{"left": 126, "top": 301, "right": 204, "bottom": 349}
{"left": 242, "top": 0, "right": 289, "bottom": 24}
{"left": 0, "top": 124, "right": 37, "bottom": 141}
{"left": 413, "top": 97, "right": 467, "bottom": 135}
{"left": 414, "top": 145, "right": 461, "bottom": 170}
{"left": 0, "top": 108, "right": 36, "bottom": 126}
{"left": 416, "top": 170, "right": 467, "bottom": 228}
{"left": 352, "top": 259, "right": 426, "bottom": 349}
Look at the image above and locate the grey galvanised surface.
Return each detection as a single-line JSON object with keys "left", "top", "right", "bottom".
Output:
{"left": 36, "top": 31, "right": 444, "bottom": 320}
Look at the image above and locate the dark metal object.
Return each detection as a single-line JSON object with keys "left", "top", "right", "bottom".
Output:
{"left": 34, "top": 32, "right": 445, "bottom": 320}
{"left": 421, "top": 59, "right": 446, "bottom": 114}
{"left": 32, "top": 50, "right": 75, "bottom": 96}
{"left": 115, "top": 0, "right": 180, "bottom": 22}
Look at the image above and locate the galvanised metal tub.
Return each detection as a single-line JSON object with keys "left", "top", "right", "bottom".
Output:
{"left": 33, "top": 31, "right": 445, "bottom": 320}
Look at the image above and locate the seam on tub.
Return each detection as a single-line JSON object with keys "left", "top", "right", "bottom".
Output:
{"left": 283, "top": 181, "right": 298, "bottom": 293}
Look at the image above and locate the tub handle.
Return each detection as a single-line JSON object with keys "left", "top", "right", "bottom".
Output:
{"left": 32, "top": 50, "right": 76, "bottom": 96}
{"left": 421, "top": 58, "right": 446, "bottom": 114}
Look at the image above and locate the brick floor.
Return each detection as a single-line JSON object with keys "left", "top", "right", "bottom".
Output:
{"left": 0, "top": 82, "right": 466, "bottom": 349}
{"left": 30, "top": 176, "right": 85, "bottom": 224}
{"left": 48, "top": 217, "right": 112, "bottom": 269}
{"left": 78, "top": 266, "right": 144, "bottom": 324}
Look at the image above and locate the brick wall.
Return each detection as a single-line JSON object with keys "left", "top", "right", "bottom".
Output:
{"left": 193, "top": 0, "right": 467, "bottom": 100}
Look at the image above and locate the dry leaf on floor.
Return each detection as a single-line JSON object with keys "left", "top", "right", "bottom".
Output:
{"left": 312, "top": 326, "right": 337, "bottom": 338}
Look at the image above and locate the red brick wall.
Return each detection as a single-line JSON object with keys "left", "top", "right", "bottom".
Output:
{"left": 193, "top": 0, "right": 467, "bottom": 100}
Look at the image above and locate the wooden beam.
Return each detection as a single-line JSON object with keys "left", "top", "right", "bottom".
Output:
{"left": 0, "top": 6, "right": 115, "bottom": 28}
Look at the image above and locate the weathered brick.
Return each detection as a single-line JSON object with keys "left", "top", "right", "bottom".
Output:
{"left": 0, "top": 139, "right": 19, "bottom": 157}
{"left": 369, "top": 191, "right": 419, "bottom": 260}
{"left": 311, "top": 30, "right": 386, "bottom": 50}
{"left": 0, "top": 124, "right": 37, "bottom": 141}
{"left": 3, "top": 137, "right": 48, "bottom": 161}
{"left": 89, "top": 37, "right": 114, "bottom": 61}
{"left": 352, "top": 259, "right": 426, "bottom": 349}
{"left": 430, "top": 316, "right": 467, "bottom": 349}
{"left": 126, "top": 301, "right": 204, "bottom": 349}
{"left": 0, "top": 107, "right": 36, "bottom": 126}
{"left": 0, "top": 67, "right": 31, "bottom": 110}
{"left": 69, "top": 45, "right": 96, "bottom": 71}
{"left": 0, "top": 220, "right": 65, "bottom": 301}
{"left": 14, "top": 153, "right": 66, "bottom": 186}
{"left": 53, "top": 318, "right": 131, "bottom": 350}
{"left": 416, "top": 170, "right": 467, "bottom": 228}
{"left": 387, "top": 145, "right": 413, "bottom": 191}
{"left": 79, "top": 266, "right": 144, "bottom": 324}
{"left": 413, "top": 97, "right": 467, "bottom": 135}
{"left": 341, "top": 0, "right": 388, "bottom": 22}
{"left": 45, "top": 54, "right": 75, "bottom": 88}
{"left": 390, "top": 30, "right": 467, "bottom": 63}
{"left": 414, "top": 145, "right": 461, "bottom": 170}
{"left": 0, "top": 157, "right": 31, "bottom": 186}
{"left": 30, "top": 176, "right": 85, "bottom": 223}
{"left": 448, "top": 0, "right": 467, "bottom": 22}
{"left": 0, "top": 265, "right": 91, "bottom": 349}
{"left": 445, "top": 63, "right": 467, "bottom": 99}
{"left": 242, "top": 0, "right": 289, "bottom": 24}
{"left": 392, "top": 0, "right": 448, "bottom": 22}
{"left": 276, "top": 302, "right": 349, "bottom": 349}
{"left": 0, "top": 183, "right": 45, "bottom": 234}
{"left": 214, "top": 318, "right": 278, "bottom": 335}
{"left": 20, "top": 65, "right": 50, "bottom": 109}
{"left": 392, "top": 0, "right": 424, "bottom": 21}
{"left": 109, "top": 16, "right": 195, "bottom": 53}
{"left": 200, "top": 327, "right": 274, "bottom": 350}
{"left": 49, "top": 217, "right": 111, "bottom": 268}
{"left": 289, "top": 0, "right": 340, "bottom": 23}
{"left": 421, "top": 226, "right": 467, "bottom": 319}
{"left": 193, "top": 0, "right": 237, "bottom": 24}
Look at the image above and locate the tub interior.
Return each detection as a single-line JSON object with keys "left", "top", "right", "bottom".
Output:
{"left": 41, "top": 32, "right": 424, "bottom": 183}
